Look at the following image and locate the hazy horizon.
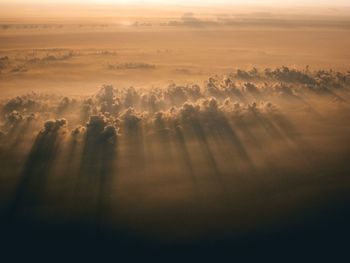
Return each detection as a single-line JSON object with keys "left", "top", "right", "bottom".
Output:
{"left": 1, "top": 0, "right": 350, "bottom": 7}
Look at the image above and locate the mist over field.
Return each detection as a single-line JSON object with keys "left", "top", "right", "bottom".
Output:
{"left": 0, "top": 2, "right": 350, "bottom": 261}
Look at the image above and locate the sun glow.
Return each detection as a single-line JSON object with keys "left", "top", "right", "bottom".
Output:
{"left": 1, "top": 0, "right": 350, "bottom": 6}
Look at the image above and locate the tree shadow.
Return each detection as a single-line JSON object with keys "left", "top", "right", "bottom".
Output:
{"left": 76, "top": 116, "right": 118, "bottom": 227}
{"left": 8, "top": 119, "right": 66, "bottom": 221}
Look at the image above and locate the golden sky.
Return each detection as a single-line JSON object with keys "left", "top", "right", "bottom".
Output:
{"left": 1, "top": 0, "right": 350, "bottom": 6}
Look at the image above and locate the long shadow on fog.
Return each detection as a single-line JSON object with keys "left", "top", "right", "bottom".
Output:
{"left": 63, "top": 133, "right": 82, "bottom": 177}
{"left": 232, "top": 115, "right": 279, "bottom": 173}
{"left": 0, "top": 116, "right": 37, "bottom": 188}
{"left": 249, "top": 107, "right": 285, "bottom": 141}
{"left": 262, "top": 107, "right": 313, "bottom": 160}
{"left": 147, "top": 115, "right": 176, "bottom": 172}
{"left": 242, "top": 106, "right": 316, "bottom": 182}
{"left": 7, "top": 122, "right": 33, "bottom": 151}
{"left": 1, "top": 112, "right": 37, "bottom": 154}
{"left": 7, "top": 119, "right": 66, "bottom": 221}
{"left": 180, "top": 110, "right": 228, "bottom": 195}
{"left": 208, "top": 112, "right": 252, "bottom": 164}
{"left": 59, "top": 126, "right": 86, "bottom": 200}
{"left": 120, "top": 109, "right": 146, "bottom": 176}
{"left": 307, "top": 83, "right": 346, "bottom": 103}
{"left": 148, "top": 114, "right": 201, "bottom": 199}
{"left": 76, "top": 116, "right": 117, "bottom": 226}
{"left": 173, "top": 125, "right": 198, "bottom": 191}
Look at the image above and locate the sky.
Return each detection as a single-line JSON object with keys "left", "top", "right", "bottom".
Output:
{"left": 1, "top": 0, "right": 350, "bottom": 6}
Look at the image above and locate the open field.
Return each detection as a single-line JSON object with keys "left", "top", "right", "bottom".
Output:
{"left": 0, "top": 5, "right": 349, "bottom": 97}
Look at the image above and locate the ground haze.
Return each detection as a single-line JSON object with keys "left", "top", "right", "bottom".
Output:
{"left": 0, "top": 3, "right": 350, "bottom": 261}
